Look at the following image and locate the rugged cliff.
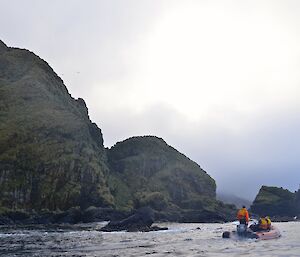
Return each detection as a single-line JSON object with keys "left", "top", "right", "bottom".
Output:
{"left": 107, "top": 136, "right": 216, "bottom": 210}
{"left": 250, "top": 186, "right": 300, "bottom": 217}
{"left": 0, "top": 40, "right": 113, "bottom": 210}
{"left": 0, "top": 40, "right": 235, "bottom": 223}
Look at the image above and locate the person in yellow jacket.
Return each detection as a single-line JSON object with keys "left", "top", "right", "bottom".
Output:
{"left": 265, "top": 216, "right": 271, "bottom": 229}
{"left": 258, "top": 217, "right": 268, "bottom": 230}
{"left": 237, "top": 206, "right": 249, "bottom": 225}
{"left": 249, "top": 216, "right": 272, "bottom": 232}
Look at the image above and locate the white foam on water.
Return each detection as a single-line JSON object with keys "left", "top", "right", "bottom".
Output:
{"left": 0, "top": 222, "right": 299, "bottom": 256}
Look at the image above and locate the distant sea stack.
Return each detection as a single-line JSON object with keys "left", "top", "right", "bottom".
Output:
{"left": 250, "top": 185, "right": 300, "bottom": 218}
{"left": 0, "top": 40, "right": 235, "bottom": 222}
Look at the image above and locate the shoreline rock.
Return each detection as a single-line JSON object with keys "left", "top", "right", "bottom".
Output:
{"left": 0, "top": 207, "right": 129, "bottom": 226}
{"left": 0, "top": 205, "right": 235, "bottom": 228}
{"left": 1, "top": 206, "right": 298, "bottom": 229}
{"left": 100, "top": 207, "right": 156, "bottom": 232}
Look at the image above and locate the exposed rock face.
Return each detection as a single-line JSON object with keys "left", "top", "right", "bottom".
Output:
{"left": 0, "top": 40, "right": 113, "bottom": 210}
{"left": 107, "top": 136, "right": 232, "bottom": 219}
{"left": 100, "top": 207, "right": 155, "bottom": 232}
{"left": 0, "top": 40, "right": 235, "bottom": 223}
{"left": 250, "top": 186, "right": 300, "bottom": 217}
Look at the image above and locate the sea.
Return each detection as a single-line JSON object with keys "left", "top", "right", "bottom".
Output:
{"left": 0, "top": 222, "right": 299, "bottom": 257}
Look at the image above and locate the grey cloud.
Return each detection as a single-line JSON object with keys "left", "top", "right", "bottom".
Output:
{"left": 91, "top": 102, "right": 300, "bottom": 200}
{"left": 2, "top": 0, "right": 300, "bottom": 200}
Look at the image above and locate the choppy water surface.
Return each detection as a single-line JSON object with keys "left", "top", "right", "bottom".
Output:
{"left": 0, "top": 222, "right": 299, "bottom": 257}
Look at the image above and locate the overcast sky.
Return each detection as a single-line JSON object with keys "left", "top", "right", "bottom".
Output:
{"left": 2, "top": 0, "right": 300, "bottom": 200}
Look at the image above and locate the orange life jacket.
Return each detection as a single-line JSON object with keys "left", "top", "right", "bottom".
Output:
{"left": 237, "top": 208, "right": 249, "bottom": 222}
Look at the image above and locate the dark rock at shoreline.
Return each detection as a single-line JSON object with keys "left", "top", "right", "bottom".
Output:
{"left": 126, "top": 225, "right": 168, "bottom": 232}
{"left": 30, "top": 211, "right": 56, "bottom": 224}
{"left": 4, "top": 209, "right": 31, "bottom": 222}
{"left": 81, "top": 206, "right": 129, "bottom": 223}
{"left": 54, "top": 207, "right": 82, "bottom": 224}
{"left": 0, "top": 215, "right": 14, "bottom": 225}
{"left": 179, "top": 209, "right": 229, "bottom": 223}
{"left": 100, "top": 207, "right": 157, "bottom": 232}
{"left": 0, "top": 207, "right": 133, "bottom": 226}
{"left": 154, "top": 209, "right": 232, "bottom": 223}
{"left": 0, "top": 204, "right": 235, "bottom": 226}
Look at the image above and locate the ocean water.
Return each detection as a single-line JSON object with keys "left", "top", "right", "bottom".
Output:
{"left": 0, "top": 222, "right": 299, "bottom": 257}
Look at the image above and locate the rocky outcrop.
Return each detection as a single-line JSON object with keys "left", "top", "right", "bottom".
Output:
{"left": 107, "top": 136, "right": 236, "bottom": 221}
{"left": 0, "top": 40, "right": 235, "bottom": 223}
{"left": 0, "top": 40, "right": 113, "bottom": 211}
{"left": 107, "top": 136, "right": 216, "bottom": 210}
{"left": 0, "top": 206, "right": 130, "bottom": 225}
{"left": 100, "top": 207, "right": 167, "bottom": 232}
{"left": 250, "top": 186, "right": 300, "bottom": 217}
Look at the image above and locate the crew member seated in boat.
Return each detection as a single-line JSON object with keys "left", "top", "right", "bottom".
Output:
{"left": 237, "top": 206, "right": 249, "bottom": 225}
{"left": 265, "top": 216, "right": 271, "bottom": 229}
{"left": 258, "top": 217, "right": 269, "bottom": 230}
{"left": 250, "top": 217, "right": 269, "bottom": 231}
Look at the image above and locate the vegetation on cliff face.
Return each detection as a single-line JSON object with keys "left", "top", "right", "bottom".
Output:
{"left": 0, "top": 40, "right": 235, "bottom": 221}
{"left": 107, "top": 136, "right": 221, "bottom": 213}
{"left": 251, "top": 186, "right": 300, "bottom": 217}
{"left": 0, "top": 40, "right": 113, "bottom": 210}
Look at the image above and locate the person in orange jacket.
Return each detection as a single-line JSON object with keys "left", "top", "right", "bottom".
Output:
{"left": 237, "top": 206, "right": 249, "bottom": 225}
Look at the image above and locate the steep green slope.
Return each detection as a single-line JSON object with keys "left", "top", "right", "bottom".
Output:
{"left": 0, "top": 40, "right": 235, "bottom": 222}
{"left": 250, "top": 186, "right": 299, "bottom": 217}
{"left": 0, "top": 40, "right": 113, "bottom": 210}
{"left": 107, "top": 136, "right": 217, "bottom": 212}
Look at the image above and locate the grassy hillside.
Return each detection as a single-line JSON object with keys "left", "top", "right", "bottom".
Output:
{"left": 0, "top": 40, "right": 113, "bottom": 210}
{"left": 0, "top": 40, "right": 235, "bottom": 222}
{"left": 107, "top": 136, "right": 217, "bottom": 211}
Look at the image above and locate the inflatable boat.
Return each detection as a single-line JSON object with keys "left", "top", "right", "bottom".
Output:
{"left": 253, "top": 225, "right": 281, "bottom": 240}
{"left": 222, "top": 224, "right": 281, "bottom": 240}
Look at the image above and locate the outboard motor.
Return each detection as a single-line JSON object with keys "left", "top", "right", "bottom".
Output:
{"left": 237, "top": 224, "right": 247, "bottom": 236}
